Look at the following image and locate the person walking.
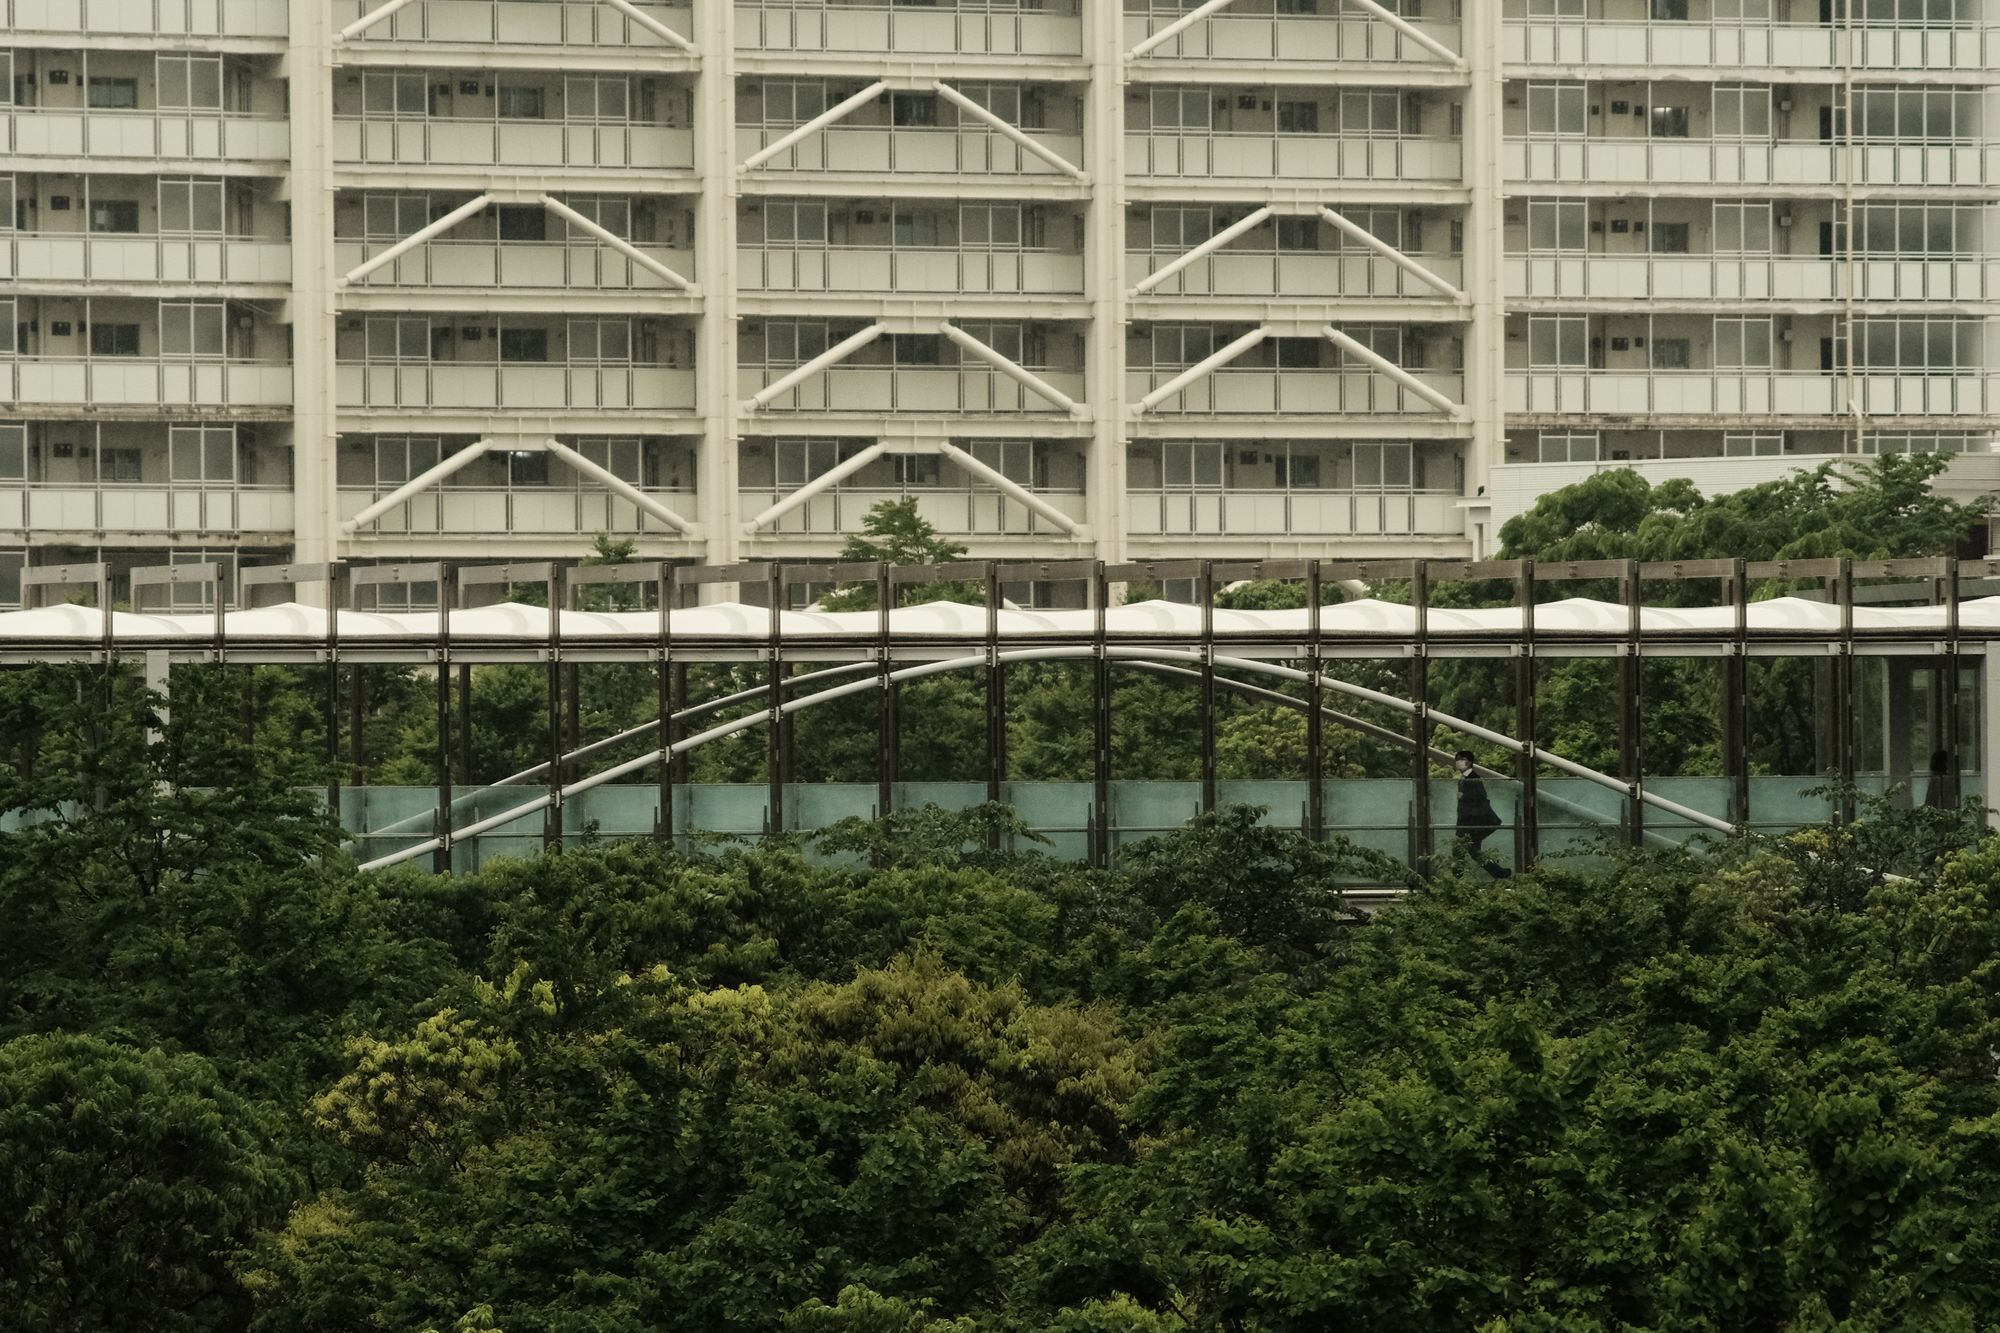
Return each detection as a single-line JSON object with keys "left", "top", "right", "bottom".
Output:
{"left": 1925, "top": 749, "right": 1956, "bottom": 810}
{"left": 1453, "top": 749, "right": 1511, "bottom": 879}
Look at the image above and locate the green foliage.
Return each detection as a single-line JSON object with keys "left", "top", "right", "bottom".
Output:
{"left": 822, "top": 499, "right": 980, "bottom": 611}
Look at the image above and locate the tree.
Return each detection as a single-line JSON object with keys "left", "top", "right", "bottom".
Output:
{"left": 821, "top": 499, "right": 980, "bottom": 612}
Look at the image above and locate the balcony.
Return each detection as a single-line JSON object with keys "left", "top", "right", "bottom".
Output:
{"left": 332, "top": 0, "right": 691, "bottom": 48}
{"left": 335, "top": 364, "right": 696, "bottom": 412}
{"left": 335, "top": 487, "right": 694, "bottom": 537}
{"left": 1121, "top": 12, "right": 1462, "bottom": 65}
{"left": 738, "top": 1, "right": 1084, "bottom": 58}
{"left": 1503, "top": 18, "right": 1995, "bottom": 76}
{"left": 1127, "top": 133, "right": 1462, "bottom": 185}
{"left": 1505, "top": 371, "right": 2000, "bottom": 418}
{"left": 0, "top": 0, "right": 288, "bottom": 38}
{"left": 333, "top": 118, "right": 693, "bottom": 172}
{"left": 0, "top": 359, "right": 292, "bottom": 409}
{"left": 0, "top": 484, "right": 291, "bottom": 536}
{"left": 743, "top": 486, "right": 1088, "bottom": 539}
{"left": 333, "top": 239, "right": 694, "bottom": 293}
{"left": 1127, "top": 368, "right": 1465, "bottom": 416}
{"left": 1127, "top": 249, "right": 1465, "bottom": 301}
{"left": 1125, "top": 488, "right": 1461, "bottom": 538}
{"left": 736, "top": 126, "right": 1086, "bottom": 178}
{"left": 0, "top": 233, "right": 291, "bottom": 288}
{"left": 740, "top": 246, "right": 1084, "bottom": 296}
{"left": 1506, "top": 138, "right": 2000, "bottom": 190}
{"left": 740, "top": 367, "right": 1087, "bottom": 414}
{"left": 0, "top": 109, "right": 291, "bottom": 165}
{"left": 1506, "top": 254, "right": 2000, "bottom": 305}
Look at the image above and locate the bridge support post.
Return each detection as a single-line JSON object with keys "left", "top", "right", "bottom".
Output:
{"left": 985, "top": 564, "right": 1006, "bottom": 840}
{"left": 1514, "top": 560, "right": 1538, "bottom": 869}
{"left": 656, "top": 578, "right": 674, "bottom": 847}
{"left": 1411, "top": 561, "right": 1433, "bottom": 875}
{"left": 1199, "top": 561, "right": 1217, "bottom": 816}
{"left": 767, "top": 566, "right": 787, "bottom": 839}
{"left": 545, "top": 566, "right": 565, "bottom": 850}
{"left": 1092, "top": 562, "right": 1112, "bottom": 867}
{"left": 1620, "top": 560, "right": 1643, "bottom": 848}
{"left": 1941, "top": 557, "right": 1962, "bottom": 815}
{"left": 1306, "top": 562, "right": 1325, "bottom": 842}
{"left": 1834, "top": 559, "right": 1857, "bottom": 825}
{"left": 1723, "top": 559, "right": 1750, "bottom": 828}
{"left": 433, "top": 567, "right": 456, "bottom": 875}
{"left": 877, "top": 566, "right": 896, "bottom": 823}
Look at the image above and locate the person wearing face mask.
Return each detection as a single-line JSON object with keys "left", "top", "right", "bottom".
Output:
{"left": 1452, "top": 749, "right": 1511, "bottom": 879}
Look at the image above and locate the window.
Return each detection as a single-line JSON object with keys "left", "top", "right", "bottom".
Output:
{"left": 567, "top": 318, "right": 631, "bottom": 363}
{"left": 87, "top": 78, "right": 139, "bottom": 110}
{"left": 509, "top": 451, "right": 549, "bottom": 486}
{"left": 1715, "top": 317, "right": 1774, "bottom": 369}
{"left": 101, "top": 447, "right": 142, "bottom": 481}
{"left": 961, "top": 204, "right": 1021, "bottom": 248}
{"left": 1538, "top": 432, "right": 1599, "bottom": 462}
{"left": 374, "top": 436, "right": 443, "bottom": 485}
{"left": 1853, "top": 201, "right": 1980, "bottom": 256}
{"left": 1650, "top": 222, "right": 1691, "bottom": 254}
{"left": 496, "top": 205, "right": 547, "bottom": 242}
{"left": 766, "top": 321, "right": 830, "bottom": 365}
{"left": 577, "top": 437, "right": 644, "bottom": 483}
{"left": 89, "top": 200, "right": 140, "bottom": 234}
{"left": 1527, "top": 200, "right": 1586, "bottom": 252}
{"left": 90, "top": 323, "right": 141, "bottom": 357}
{"left": 0, "top": 423, "right": 23, "bottom": 480}
{"left": 497, "top": 85, "right": 545, "bottom": 120}
{"left": 1723, "top": 432, "right": 1784, "bottom": 456}
{"left": 160, "top": 302, "right": 226, "bottom": 358}
{"left": 564, "top": 76, "right": 629, "bottom": 122}
{"left": 1143, "top": 324, "right": 1215, "bottom": 368}
{"left": 1528, "top": 315, "right": 1588, "bottom": 367}
{"left": 1150, "top": 206, "right": 1212, "bottom": 250}
{"left": 1277, "top": 0, "right": 1318, "bottom": 12}
{"left": 1150, "top": 88, "right": 1210, "bottom": 132}
{"left": 774, "top": 437, "right": 862, "bottom": 486}
{"left": 1713, "top": 85, "right": 1773, "bottom": 139}
{"left": 1161, "top": 441, "right": 1223, "bottom": 489}
{"left": 1649, "top": 105, "right": 1691, "bottom": 138}
{"left": 893, "top": 454, "right": 942, "bottom": 487}
{"left": 1527, "top": 0, "right": 1585, "bottom": 13}
{"left": 1338, "top": 90, "right": 1401, "bottom": 136}
{"left": 1651, "top": 0, "right": 1689, "bottom": 17}
{"left": 363, "top": 72, "right": 427, "bottom": 116}
{"left": 1276, "top": 217, "right": 1320, "bottom": 251}
{"left": 1852, "top": 87, "right": 1981, "bottom": 142}
{"left": 1651, "top": 338, "right": 1692, "bottom": 369}
{"left": 366, "top": 316, "right": 430, "bottom": 362}
{"left": 765, "top": 200, "right": 827, "bottom": 244}
{"left": 1354, "top": 443, "right": 1413, "bottom": 489}
{"left": 758, "top": 81, "right": 827, "bottom": 127}
{"left": 0, "top": 551, "right": 22, "bottom": 610}
{"left": 499, "top": 327, "right": 549, "bottom": 362}
{"left": 159, "top": 179, "right": 224, "bottom": 234}
{"left": 1277, "top": 100, "right": 1320, "bottom": 135}
{"left": 1526, "top": 83, "right": 1585, "bottom": 137}
{"left": 1274, "top": 449, "right": 1321, "bottom": 488}
{"left": 157, "top": 55, "right": 222, "bottom": 110}
{"left": 1714, "top": 202, "right": 1773, "bottom": 253}
{"left": 889, "top": 334, "right": 942, "bottom": 366}
{"left": 893, "top": 208, "right": 940, "bottom": 248}
{"left": 1276, "top": 338, "right": 1321, "bottom": 369}
{"left": 362, "top": 193, "right": 429, "bottom": 239}
{"left": 891, "top": 93, "right": 938, "bottom": 127}
{"left": 1715, "top": 0, "right": 1772, "bottom": 14}
{"left": 169, "top": 426, "right": 235, "bottom": 483}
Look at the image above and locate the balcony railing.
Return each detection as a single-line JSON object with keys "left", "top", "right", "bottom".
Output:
{"left": 1506, "top": 370, "right": 2000, "bottom": 417}
{"left": 1127, "top": 368, "right": 1466, "bottom": 416}
{"left": 1126, "top": 488, "right": 1461, "bottom": 538}
{"left": 1505, "top": 254, "right": 2000, "bottom": 304}
{"left": 739, "top": 366, "right": 1087, "bottom": 413}
{"left": 735, "top": 127, "right": 1086, "bottom": 177}
{"left": 333, "top": 119, "right": 694, "bottom": 172}
{"left": 738, "top": 2, "right": 1083, "bottom": 57}
{"left": 0, "top": 109, "right": 291, "bottom": 163}
{"left": 741, "top": 486, "right": 1087, "bottom": 538}
{"left": 0, "top": 484, "right": 291, "bottom": 535}
{"left": 0, "top": 359, "right": 292, "bottom": 408}
{"left": 335, "top": 364, "right": 696, "bottom": 412}
{"left": 1128, "top": 133, "right": 1462, "bottom": 184}
{"left": 0, "top": 234, "right": 291, "bottom": 287}
{"left": 0, "top": 0, "right": 288, "bottom": 38}
{"left": 1503, "top": 18, "right": 1995, "bottom": 75}
{"left": 1126, "top": 249, "right": 1465, "bottom": 301}
{"left": 1506, "top": 138, "right": 2000, "bottom": 190}
{"left": 1121, "top": 13, "right": 1462, "bottom": 63}
{"left": 334, "top": 239, "right": 693, "bottom": 292}
{"left": 332, "top": 0, "right": 691, "bottom": 47}
{"left": 336, "top": 487, "right": 694, "bottom": 536}
{"left": 739, "top": 246, "right": 1084, "bottom": 296}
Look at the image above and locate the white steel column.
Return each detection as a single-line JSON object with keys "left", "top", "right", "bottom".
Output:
{"left": 936, "top": 442, "right": 1086, "bottom": 537}
{"left": 1322, "top": 326, "right": 1463, "bottom": 417}
{"left": 1135, "top": 327, "right": 1269, "bottom": 413}
{"left": 933, "top": 82, "right": 1087, "bottom": 180}
{"left": 939, "top": 322, "right": 1083, "bottom": 414}
{"left": 342, "top": 440, "right": 499, "bottom": 532}
{"left": 1316, "top": 206, "right": 1465, "bottom": 303}
{"left": 541, "top": 195, "right": 693, "bottom": 290}
{"left": 743, "top": 323, "right": 888, "bottom": 411}
{"left": 694, "top": 0, "right": 739, "bottom": 567}
{"left": 1088, "top": 0, "right": 1130, "bottom": 562}
{"left": 340, "top": 194, "right": 491, "bottom": 286}
{"left": 740, "top": 82, "right": 887, "bottom": 172}
{"left": 1462, "top": 1, "right": 1506, "bottom": 523}
{"left": 289, "top": 0, "right": 338, "bottom": 578}
{"left": 1131, "top": 207, "right": 1273, "bottom": 296}
{"left": 744, "top": 443, "right": 890, "bottom": 532}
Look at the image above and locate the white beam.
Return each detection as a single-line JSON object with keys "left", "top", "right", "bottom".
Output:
{"left": 1317, "top": 205, "right": 1466, "bottom": 303}
{"left": 743, "top": 322, "right": 888, "bottom": 411}
{"left": 339, "top": 194, "right": 491, "bottom": 287}
{"left": 540, "top": 194, "right": 692, "bottom": 290}
{"left": 601, "top": 0, "right": 695, "bottom": 51}
{"left": 932, "top": 81, "right": 1087, "bottom": 181}
{"left": 1343, "top": 0, "right": 1465, "bottom": 67}
{"left": 935, "top": 441, "right": 1085, "bottom": 537}
{"left": 938, "top": 321, "right": 1083, "bottom": 415}
{"left": 540, "top": 438, "right": 697, "bottom": 535}
{"left": 1323, "top": 325, "right": 1464, "bottom": 417}
{"left": 743, "top": 443, "right": 889, "bottom": 533}
{"left": 1131, "top": 206, "right": 1273, "bottom": 296}
{"left": 336, "top": 0, "right": 418, "bottom": 42}
{"left": 740, "top": 81, "right": 888, "bottom": 172}
{"left": 342, "top": 439, "right": 497, "bottom": 533}
{"left": 1134, "top": 326, "right": 1269, "bottom": 413}
{"left": 1127, "top": 0, "right": 1243, "bottom": 59}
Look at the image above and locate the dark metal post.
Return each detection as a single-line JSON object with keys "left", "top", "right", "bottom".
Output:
{"left": 1199, "top": 560, "right": 1217, "bottom": 814}
{"left": 433, "top": 567, "right": 455, "bottom": 875}
{"left": 1306, "top": 560, "right": 1325, "bottom": 841}
{"left": 1514, "top": 560, "right": 1538, "bottom": 869}
{"left": 767, "top": 565, "right": 786, "bottom": 837}
{"left": 325, "top": 565, "right": 344, "bottom": 820}
{"left": 984, "top": 562, "right": 1005, "bottom": 814}
{"left": 1723, "top": 558, "right": 1750, "bottom": 828}
{"left": 545, "top": 565, "right": 565, "bottom": 851}
{"left": 1411, "top": 560, "right": 1432, "bottom": 874}
{"left": 656, "top": 570, "right": 674, "bottom": 845}
{"left": 1943, "top": 556, "right": 1962, "bottom": 807}
{"left": 1835, "top": 557, "right": 1857, "bottom": 824}
{"left": 1620, "top": 559, "right": 1644, "bottom": 848}
{"left": 876, "top": 564, "right": 895, "bottom": 820}
{"left": 456, "top": 662, "right": 474, "bottom": 787}
{"left": 1092, "top": 561, "right": 1112, "bottom": 866}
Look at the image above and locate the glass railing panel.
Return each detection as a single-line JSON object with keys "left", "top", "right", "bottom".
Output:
{"left": 1000, "top": 780, "right": 1093, "bottom": 862}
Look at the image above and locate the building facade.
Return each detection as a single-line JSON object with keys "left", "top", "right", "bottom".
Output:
{"left": 1, "top": 0, "right": 1995, "bottom": 604}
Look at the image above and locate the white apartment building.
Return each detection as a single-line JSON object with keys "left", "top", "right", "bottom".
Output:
{"left": 0, "top": 0, "right": 1994, "bottom": 604}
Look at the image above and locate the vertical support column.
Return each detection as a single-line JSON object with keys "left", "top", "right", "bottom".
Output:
{"left": 1306, "top": 561, "right": 1325, "bottom": 841}
{"left": 1513, "top": 560, "right": 1537, "bottom": 869}
{"left": 1086, "top": 0, "right": 1128, "bottom": 563}
{"left": 984, "top": 562, "right": 1005, "bottom": 814}
{"left": 1092, "top": 561, "right": 1112, "bottom": 866}
{"left": 455, "top": 663, "right": 474, "bottom": 788}
{"left": 1411, "top": 560, "right": 1433, "bottom": 874}
{"left": 1723, "top": 559, "right": 1750, "bottom": 828}
{"left": 1941, "top": 557, "right": 1962, "bottom": 813}
{"left": 767, "top": 566, "right": 786, "bottom": 836}
{"left": 1199, "top": 561, "right": 1216, "bottom": 814}
{"left": 656, "top": 576, "right": 675, "bottom": 845}
{"left": 433, "top": 567, "right": 456, "bottom": 874}
{"left": 1620, "top": 560, "right": 1644, "bottom": 848}
{"left": 1460, "top": 0, "right": 1506, "bottom": 538}
{"left": 1835, "top": 558, "right": 1857, "bottom": 824}
{"left": 324, "top": 566, "right": 345, "bottom": 820}
{"left": 694, "top": 0, "right": 740, "bottom": 568}
{"left": 545, "top": 566, "right": 565, "bottom": 850}
{"left": 288, "top": 0, "right": 339, "bottom": 577}
{"left": 1883, "top": 658, "right": 1916, "bottom": 806}
{"left": 876, "top": 565, "right": 895, "bottom": 820}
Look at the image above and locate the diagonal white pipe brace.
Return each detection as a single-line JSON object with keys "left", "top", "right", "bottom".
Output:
{"left": 935, "top": 441, "right": 1085, "bottom": 536}
{"left": 1343, "top": 0, "right": 1466, "bottom": 67}
{"left": 337, "top": 0, "right": 419, "bottom": 42}
{"left": 540, "top": 438, "right": 697, "bottom": 534}
{"left": 1135, "top": 326, "right": 1269, "bottom": 413}
{"left": 1317, "top": 206, "right": 1466, "bottom": 303}
{"left": 341, "top": 194, "right": 491, "bottom": 287}
{"left": 1322, "top": 325, "right": 1464, "bottom": 417}
{"left": 932, "top": 81, "right": 1087, "bottom": 181}
{"left": 745, "top": 443, "right": 889, "bottom": 532}
{"left": 741, "top": 81, "right": 888, "bottom": 171}
{"left": 938, "top": 321, "right": 1082, "bottom": 415}
{"left": 1132, "top": 206, "right": 1273, "bottom": 296}
{"left": 601, "top": 0, "right": 695, "bottom": 51}
{"left": 1127, "top": 0, "right": 1243, "bottom": 59}
{"left": 745, "top": 322, "right": 888, "bottom": 411}
{"left": 343, "top": 439, "right": 497, "bottom": 532}
{"left": 541, "top": 194, "right": 692, "bottom": 290}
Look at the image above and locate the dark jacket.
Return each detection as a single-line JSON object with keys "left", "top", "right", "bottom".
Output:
{"left": 1457, "top": 771, "right": 1500, "bottom": 829}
